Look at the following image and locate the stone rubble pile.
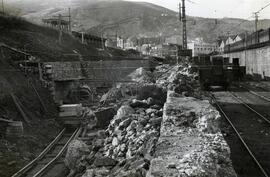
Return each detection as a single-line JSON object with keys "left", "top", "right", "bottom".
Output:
{"left": 87, "top": 83, "right": 166, "bottom": 176}
{"left": 103, "top": 103, "right": 162, "bottom": 160}
{"left": 155, "top": 65, "right": 204, "bottom": 99}
{"left": 66, "top": 84, "right": 167, "bottom": 176}
{"left": 64, "top": 64, "right": 237, "bottom": 177}
{"left": 127, "top": 67, "right": 155, "bottom": 84}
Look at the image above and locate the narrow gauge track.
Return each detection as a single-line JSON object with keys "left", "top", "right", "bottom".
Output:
{"left": 12, "top": 127, "right": 81, "bottom": 177}
{"left": 212, "top": 91, "right": 270, "bottom": 177}
{"left": 239, "top": 83, "right": 270, "bottom": 102}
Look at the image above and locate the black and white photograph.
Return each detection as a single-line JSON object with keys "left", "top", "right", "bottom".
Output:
{"left": 0, "top": 0, "right": 270, "bottom": 176}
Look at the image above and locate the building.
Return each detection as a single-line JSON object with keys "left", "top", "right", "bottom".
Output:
{"left": 188, "top": 42, "right": 218, "bottom": 57}
{"left": 225, "top": 36, "right": 234, "bottom": 45}
{"left": 123, "top": 38, "right": 135, "bottom": 50}
{"left": 105, "top": 38, "right": 117, "bottom": 48}
{"left": 165, "top": 35, "right": 181, "bottom": 45}
{"left": 218, "top": 40, "right": 225, "bottom": 53}
{"left": 161, "top": 43, "right": 180, "bottom": 59}
{"left": 117, "top": 37, "right": 125, "bottom": 49}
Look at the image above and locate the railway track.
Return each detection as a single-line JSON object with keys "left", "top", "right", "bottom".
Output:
{"left": 239, "top": 83, "right": 270, "bottom": 102}
{"left": 12, "top": 127, "right": 82, "bottom": 177}
{"left": 212, "top": 91, "right": 270, "bottom": 177}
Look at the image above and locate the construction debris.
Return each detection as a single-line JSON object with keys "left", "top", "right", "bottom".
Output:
{"left": 64, "top": 63, "right": 236, "bottom": 177}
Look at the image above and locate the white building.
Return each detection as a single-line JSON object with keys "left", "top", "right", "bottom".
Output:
{"left": 232, "top": 34, "right": 245, "bottom": 43}
{"left": 188, "top": 42, "right": 218, "bottom": 57}
{"left": 218, "top": 40, "right": 226, "bottom": 53}
{"left": 117, "top": 37, "right": 124, "bottom": 49}
{"left": 225, "top": 36, "right": 234, "bottom": 45}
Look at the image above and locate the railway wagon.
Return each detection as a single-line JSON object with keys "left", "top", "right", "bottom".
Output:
{"left": 199, "top": 56, "right": 230, "bottom": 90}
{"left": 194, "top": 56, "right": 244, "bottom": 90}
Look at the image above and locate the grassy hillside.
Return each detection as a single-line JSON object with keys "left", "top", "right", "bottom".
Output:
{"left": 0, "top": 15, "right": 107, "bottom": 62}
{"left": 9, "top": 0, "right": 270, "bottom": 43}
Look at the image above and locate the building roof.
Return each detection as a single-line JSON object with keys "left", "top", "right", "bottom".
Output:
{"left": 232, "top": 33, "right": 246, "bottom": 40}
{"left": 217, "top": 36, "right": 227, "bottom": 46}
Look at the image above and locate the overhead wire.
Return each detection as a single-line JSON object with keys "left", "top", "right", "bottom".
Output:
{"left": 220, "top": 1, "right": 270, "bottom": 35}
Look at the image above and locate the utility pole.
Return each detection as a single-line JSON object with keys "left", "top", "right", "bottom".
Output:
{"left": 181, "top": 0, "right": 187, "bottom": 49}
{"left": 68, "top": 8, "right": 71, "bottom": 32}
{"left": 179, "top": 2, "right": 182, "bottom": 22}
{"left": 58, "top": 14, "right": 62, "bottom": 44}
{"left": 254, "top": 12, "right": 259, "bottom": 43}
{"left": 254, "top": 12, "right": 259, "bottom": 32}
{"left": 1, "top": 0, "right": 4, "bottom": 14}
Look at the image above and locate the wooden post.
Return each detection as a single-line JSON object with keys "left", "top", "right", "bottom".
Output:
{"left": 10, "top": 93, "right": 31, "bottom": 124}
{"left": 81, "top": 32, "right": 84, "bottom": 44}
{"left": 58, "top": 14, "right": 62, "bottom": 44}
{"left": 30, "top": 81, "right": 47, "bottom": 113}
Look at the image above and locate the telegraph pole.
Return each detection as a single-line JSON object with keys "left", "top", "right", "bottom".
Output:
{"left": 254, "top": 12, "right": 259, "bottom": 32}
{"left": 58, "top": 14, "right": 62, "bottom": 44}
{"left": 254, "top": 12, "right": 259, "bottom": 43}
{"left": 181, "top": 0, "right": 187, "bottom": 49}
{"left": 1, "top": 0, "right": 4, "bottom": 14}
{"left": 68, "top": 8, "right": 71, "bottom": 32}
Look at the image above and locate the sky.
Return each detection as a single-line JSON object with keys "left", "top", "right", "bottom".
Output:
{"left": 129, "top": 0, "right": 270, "bottom": 19}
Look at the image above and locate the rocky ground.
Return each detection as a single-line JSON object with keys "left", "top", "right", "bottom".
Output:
{"left": 64, "top": 63, "right": 237, "bottom": 177}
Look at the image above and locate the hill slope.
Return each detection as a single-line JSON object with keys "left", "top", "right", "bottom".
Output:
{"left": 9, "top": 0, "right": 270, "bottom": 43}
{"left": 0, "top": 15, "right": 105, "bottom": 62}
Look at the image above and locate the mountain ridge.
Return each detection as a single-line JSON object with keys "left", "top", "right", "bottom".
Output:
{"left": 7, "top": 0, "right": 270, "bottom": 43}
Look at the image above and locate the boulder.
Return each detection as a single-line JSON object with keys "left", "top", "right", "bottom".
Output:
{"left": 95, "top": 107, "right": 117, "bottom": 128}
{"left": 127, "top": 67, "right": 154, "bottom": 83}
{"left": 119, "top": 118, "right": 132, "bottom": 130}
{"left": 130, "top": 99, "right": 149, "bottom": 108}
{"left": 137, "top": 85, "right": 167, "bottom": 106}
{"left": 116, "top": 105, "right": 134, "bottom": 120}
{"left": 82, "top": 169, "right": 95, "bottom": 177}
{"left": 145, "top": 108, "right": 158, "bottom": 115}
{"left": 93, "top": 156, "right": 118, "bottom": 167}
{"left": 64, "top": 140, "right": 89, "bottom": 171}
{"left": 100, "top": 87, "right": 123, "bottom": 103}
{"left": 112, "top": 137, "right": 119, "bottom": 147}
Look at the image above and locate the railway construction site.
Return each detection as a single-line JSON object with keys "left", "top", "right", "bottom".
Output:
{"left": 1, "top": 0, "right": 270, "bottom": 177}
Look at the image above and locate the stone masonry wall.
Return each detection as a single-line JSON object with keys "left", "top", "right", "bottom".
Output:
{"left": 147, "top": 91, "right": 237, "bottom": 177}
{"left": 45, "top": 60, "right": 150, "bottom": 82}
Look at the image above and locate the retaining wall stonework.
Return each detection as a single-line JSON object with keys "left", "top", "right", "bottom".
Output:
{"left": 147, "top": 91, "right": 237, "bottom": 177}
{"left": 45, "top": 60, "right": 150, "bottom": 82}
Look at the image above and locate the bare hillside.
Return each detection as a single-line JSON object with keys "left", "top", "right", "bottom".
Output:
{"left": 8, "top": 0, "right": 270, "bottom": 43}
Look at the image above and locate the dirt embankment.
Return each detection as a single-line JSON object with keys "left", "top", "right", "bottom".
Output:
{"left": 64, "top": 64, "right": 237, "bottom": 177}
{"left": 0, "top": 52, "right": 61, "bottom": 177}
{"left": 0, "top": 14, "right": 143, "bottom": 177}
{"left": 0, "top": 14, "right": 142, "bottom": 62}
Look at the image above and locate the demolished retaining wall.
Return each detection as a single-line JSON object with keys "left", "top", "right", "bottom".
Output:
{"left": 147, "top": 91, "right": 237, "bottom": 177}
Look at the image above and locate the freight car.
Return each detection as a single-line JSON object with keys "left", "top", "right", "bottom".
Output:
{"left": 192, "top": 55, "right": 245, "bottom": 90}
